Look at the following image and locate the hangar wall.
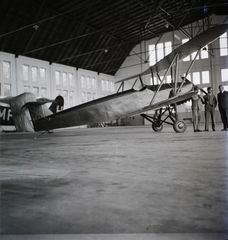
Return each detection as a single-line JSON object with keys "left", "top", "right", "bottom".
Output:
{"left": 0, "top": 53, "right": 116, "bottom": 110}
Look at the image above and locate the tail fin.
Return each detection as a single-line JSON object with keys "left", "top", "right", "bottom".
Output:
{"left": 49, "top": 95, "right": 64, "bottom": 113}
{"left": 9, "top": 93, "right": 53, "bottom": 132}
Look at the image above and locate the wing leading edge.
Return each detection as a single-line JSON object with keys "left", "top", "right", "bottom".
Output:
{"left": 116, "top": 24, "right": 228, "bottom": 83}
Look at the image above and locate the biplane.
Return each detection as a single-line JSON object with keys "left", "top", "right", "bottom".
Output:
{"left": 1, "top": 24, "right": 227, "bottom": 135}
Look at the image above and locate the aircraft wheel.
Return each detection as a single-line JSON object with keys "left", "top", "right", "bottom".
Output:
{"left": 152, "top": 123, "right": 163, "bottom": 132}
{"left": 173, "top": 120, "right": 187, "bottom": 133}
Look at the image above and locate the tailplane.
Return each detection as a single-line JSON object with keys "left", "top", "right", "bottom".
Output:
{"left": 9, "top": 93, "right": 53, "bottom": 132}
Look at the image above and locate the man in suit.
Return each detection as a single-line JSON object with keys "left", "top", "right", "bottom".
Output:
{"left": 217, "top": 85, "right": 228, "bottom": 131}
{"left": 201, "top": 86, "right": 217, "bottom": 131}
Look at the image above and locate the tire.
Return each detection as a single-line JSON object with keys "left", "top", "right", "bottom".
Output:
{"left": 173, "top": 120, "right": 187, "bottom": 133}
{"left": 152, "top": 123, "right": 163, "bottom": 132}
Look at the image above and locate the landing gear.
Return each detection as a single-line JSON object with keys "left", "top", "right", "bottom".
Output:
{"left": 152, "top": 123, "right": 163, "bottom": 132}
{"left": 173, "top": 120, "right": 187, "bottom": 133}
{"left": 141, "top": 105, "right": 187, "bottom": 133}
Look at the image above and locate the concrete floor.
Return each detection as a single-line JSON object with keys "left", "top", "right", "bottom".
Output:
{"left": 0, "top": 123, "right": 228, "bottom": 240}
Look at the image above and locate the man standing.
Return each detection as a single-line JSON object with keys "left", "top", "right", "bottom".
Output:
{"left": 201, "top": 87, "right": 217, "bottom": 131}
{"left": 217, "top": 85, "right": 228, "bottom": 131}
{"left": 191, "top": 86, "right": 202, "bottom": 132}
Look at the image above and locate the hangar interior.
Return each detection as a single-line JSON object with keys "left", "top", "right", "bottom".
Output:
{"left": 0, "top": 1, "right": 228, "bottom": 127}
{"left": 1, "top": 1, "right": 228, "bottom": 240}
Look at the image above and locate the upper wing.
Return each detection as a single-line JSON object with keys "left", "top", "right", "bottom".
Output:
{"left": 127, "top": 91, "right": 196, "bottom": 116}
{"left": 116, "top": 24, "right": 228, "bottom": 83}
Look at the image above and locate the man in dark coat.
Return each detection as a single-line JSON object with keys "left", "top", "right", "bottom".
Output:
{"left": 201, "top": 87, "right": 217, "bottom": 131}
{"left": 217, "top": 85, "right": 228, "bottom": 131}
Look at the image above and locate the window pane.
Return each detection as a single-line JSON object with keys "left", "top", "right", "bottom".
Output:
{"left": 91, "top": 77, "right": 96, "bottom": 89}
{"left": 81, "top": 75, "right": 86, "bottom": 88}
{"left": 219, "top": 32, "right": 228, "bottom": 56}
{"left": 69, "top": 73, "right": 74, "bottom": 86}
{"left": 92, "top": 93, "right": 96, "bottom": 100}
{"left": 4, "top": 84, "right": 11, "bottom": 96}
{"left": 149, "top": 44, "right": 156, "bottom": 66}
{"left": 40, "top": 68, "right": 46, "bottom": 83}
{"left": 32, "top": 67, "right": 38, "bottom": 82}
{"left": 32, "top": 87, "right": 39, "bottom": 97}
{"left": 201, "top": 46, "right": 208, "bottom": 59}
{"left": 56, "top": 89, "right": 61, "bottom": 96}
{"left": 156, "top": 43, "right": 164, "bottom": 61}
{"left": 23, "top": 65, "right": 29, "bottom": 81}
{"left": 69, "top": 91, "right": 74, "bottom": 107}
{"left": 81, "top": 92, "right": 86, "bottom": 102}
{"left": 87, "top": 92, "right": 91, "bottom": 101}
{"left": 41, "top": 88, "right": 47, "bottom": 97}
{"left": 63, "top": 90, "right": 68, "bottom": 108}
{"left": 165, "top": 42, "right": 172, "bottom": 56}
{"left": 62, "top": 72, "right": 68, "bottom": 86}
{"left": 192, "top": 72, "right": 200, "bottom": 84}
{"left": 55, "top": 71, "right": 61, "bottom": 85}
{"left": 24, "top": 86, "right": 30, "bottom": 92}
{"left": 87, "top": 76, "right": 91, "bottom": 89}
{"left": 221, "top": 69, "right": 228, "bottom": 82}
{"left": 3, "top": 61, "right": 11, "bottom": 79}
{"left": 202, "top": 71, "right": 209, "bottom": 84}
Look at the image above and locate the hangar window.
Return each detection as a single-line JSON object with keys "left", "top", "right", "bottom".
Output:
{"left": 4, "top": 83, "right": 11, "bottom": 96}
{"left": 23, "top": 64, "right": 29, "bottom": 81}
{"left": 165, "top": 42, "right": 172, "bottom": 55}
{"left": 200, "top": 46, "right": 208, "bottom": 59}
{"left": 192, "top": 72, "right": 200, "bottom": 84}
{"left": 221, "top": 69, "right": 228, "bottom": 82}
{"left": 55, "top": 71, "right": 61, "bottom": 85}
{"left": 106, "top": 80, "right": 110, "bottom": 91}
{"left": 201, "top": 71, "right": 209, "bottom": 84}
{"left": 24, "top": 86, "right": 30, "bottom": 92}
{"left": 40, "top": 68, "right": 46, "bottom": 83}
{"left": 32, "top": 87, "right": 39, "bottom": 97}
{"left": 101, "top": 79, "right": 105, "bottom": 91}
{"left": 219, "top": 32, "right": 228, "bottom": 56}
{"left": 149, "top": 44, "right": 156, "bottom": 66}
{"left": 3, "top": 61, "right": 11, "bottom": 79}
{"left": 62, "top": 72, "right": 68, "bottom": 86}
{"left": 32, "top": 67, "right": 38, "bottom": 82}
{"left": 166, "top": 75, "right": 171, "bottom": 83}
{"left": 81, "top": 92, "right": 86, "bottom": 102}
{"left": 41, "top": 88, "right": 47, "bottom": 97}
{"left": 92, "top": 93, "right": 96, "bottom": 100}
{"left": 91, "top": 77, "right": 96, "bottom": 89}
{"left": 63, "top": 90, "right": 68, "bottom": 108}
{"left": 157, "top": 43, "right": 164, "bottom": 61}
{"left": 81, "top": 75, "right": 86, "bottom": 88}
{"left": 69, "top": 91, "right": 74, "bottom": 107}
{"left": 87, "top": 92, "right": 91, "bottom": 101}
{"left": 87, "top": 77, "right": 91, "bottom": 89}
{"left": 69, "top": 73, "right": 74, "bottom": 86}
{"left": 110, "top": 81, "right": 114, "bottom": 92}
{"left": 56, "top": 89, "right": 61, "bottom": 96}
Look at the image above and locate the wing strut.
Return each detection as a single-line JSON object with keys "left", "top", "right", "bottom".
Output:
{"left": 150, "top": 53, "right": 179, "bottom": 105}
{"left": 176, "top": 49, "right": 200, "bottom": 95}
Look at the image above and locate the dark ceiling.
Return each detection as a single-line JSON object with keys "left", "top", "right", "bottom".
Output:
{"left": 0, "top": 0, "right": 228, "bottom": 76}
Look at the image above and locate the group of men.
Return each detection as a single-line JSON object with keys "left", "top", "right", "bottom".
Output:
{"left": 191, "top": 84, "right": 228, "bottom": 132}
